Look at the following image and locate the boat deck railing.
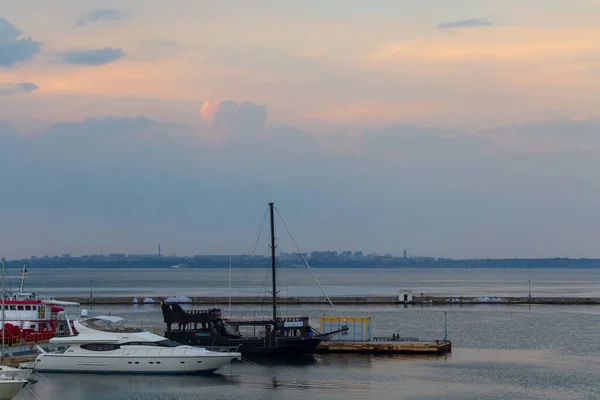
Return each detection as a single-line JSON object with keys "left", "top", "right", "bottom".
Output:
{"left": 2, "top": 339, "right": 51, "bottom": 358}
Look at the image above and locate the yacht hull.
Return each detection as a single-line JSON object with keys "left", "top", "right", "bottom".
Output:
{"left": 34, "top": 353, "right": 237, "bottom": 374}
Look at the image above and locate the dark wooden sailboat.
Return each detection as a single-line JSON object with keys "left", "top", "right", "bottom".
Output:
{"left": 161, "top": 202, "right": 346, "bottom": 359}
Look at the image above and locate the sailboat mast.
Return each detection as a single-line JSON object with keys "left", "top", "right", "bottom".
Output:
{"left": 269, "top": 202, "right": 277, "bottom": 321}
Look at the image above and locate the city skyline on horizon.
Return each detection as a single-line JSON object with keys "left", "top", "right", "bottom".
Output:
{"left": 6, "top": 249, "right": 597, "bottom": 263}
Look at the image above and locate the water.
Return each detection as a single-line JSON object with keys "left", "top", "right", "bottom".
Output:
{"left": 10, "top": 268, "right": 600, "bottom": 399}
{"left": 18, "top": 304, "right": 600, "bottom": 399}
{"left": 10, "top": 267, "right": 600, "bottom": 297}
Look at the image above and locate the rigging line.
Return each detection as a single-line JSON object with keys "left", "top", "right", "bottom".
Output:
{"left": 274, "top": 207, "right": 336, "bottom": 309}
{"left": 26, "top": 384, "right": 42, "bottom": 400}
{"left": 251, "top": 205, "right": 271, "bottom": 301}
{"left": 239, "top": 205, "right": 270, "bottom": 299}
{"left": 250, "top": 206, "right": 269, "bottom": 257}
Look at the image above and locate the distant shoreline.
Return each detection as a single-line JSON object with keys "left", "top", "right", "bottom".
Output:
{"left": 6, "top": 262, "right": 600, "bottom": 272}
{"left": 5, "top": 265, "right": 600, "bottom": 269}
{"left": 5, "top": 257, "right": 600, "bottom": 269}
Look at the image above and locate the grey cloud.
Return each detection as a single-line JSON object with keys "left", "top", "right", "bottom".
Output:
{"left": 0, "top": 82, "right": 39, "bottom": 95}
{"left": 201, "top": 100, "right": 268, "bottom": 140}
{"left": 485, "top": 117, "right": 600, "bottom": 152}
{"left": 57, "top": 47, "right": 124, "bottom": 65}
{"left": 437, "top": 18, "right": 492, "bottom": 29}
{"left": 1, "top": 112, "right": 600, "bottom": 259}
{"left": 0, "top": 18, "right": 41, "bottom": 68}
{"left": 76, "top": 8, "right": 123, "bottom": 27}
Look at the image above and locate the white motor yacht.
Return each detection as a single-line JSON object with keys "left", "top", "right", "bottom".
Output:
{"left": 33, "top": 316, "right": 241, "bottom": 374}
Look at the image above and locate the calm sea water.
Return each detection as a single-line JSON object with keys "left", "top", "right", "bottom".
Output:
{"left": 9, "top": 267, "right": 600, "bottom": 298}
{"left": 10, "top": 268, "right": 600, "bottom": 399}
{"left": 17, "top": 304, "right": 600, "bottom": 400}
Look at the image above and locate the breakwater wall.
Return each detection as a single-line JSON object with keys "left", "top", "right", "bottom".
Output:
{"left": 60, "top": 295, "right": 600, "bottom": 306}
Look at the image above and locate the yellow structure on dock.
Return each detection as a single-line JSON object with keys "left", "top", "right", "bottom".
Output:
{"left": 318, "top": 314, "right": 451, "bottom": 356}
{"left": 320, "top": 316, "right": 371, "bottom": 342}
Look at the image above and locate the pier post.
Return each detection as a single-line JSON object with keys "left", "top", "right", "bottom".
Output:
{"left": 444, "top": 311, "right": 447, "bottom": 340}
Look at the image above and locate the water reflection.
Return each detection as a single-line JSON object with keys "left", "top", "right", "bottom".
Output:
{"left": 241, "top": 354, "right": 318, "bottom": 367}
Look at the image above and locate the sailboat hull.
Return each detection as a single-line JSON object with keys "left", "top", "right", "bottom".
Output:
{"left": 165, "top": 330, "right": 322, "bottom": 359}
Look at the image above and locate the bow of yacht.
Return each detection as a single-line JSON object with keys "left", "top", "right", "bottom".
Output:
{"left": 33, "top": 316, "right": 241, "bottom": 374}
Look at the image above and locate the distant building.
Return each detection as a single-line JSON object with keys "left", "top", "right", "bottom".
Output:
{"left": 310, "top": 251, "right": 338, "bottom": 262}
{"left": 280, "top": 252, "right": 306, "bottom": 261}
{"left": 353, "top": 251, "right": 364, "bottom": 260}
{"left": 403, "top": 250, "right": 407, "bottom": 259}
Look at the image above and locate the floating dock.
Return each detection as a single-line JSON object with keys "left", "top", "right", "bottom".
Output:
{"left": 316, "top": 339, "right": 452, "bottom": 355}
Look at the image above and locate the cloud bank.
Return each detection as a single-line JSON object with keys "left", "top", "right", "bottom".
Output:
{"left": 1, "top": 102, "right": 600, "bottom": 259}
{"left": 200, "top": 100, "right": 268, "bottom": 140}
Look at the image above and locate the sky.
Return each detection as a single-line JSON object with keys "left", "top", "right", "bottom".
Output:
{"left": 1, "top": 1, "right": 599, "bottom": 260}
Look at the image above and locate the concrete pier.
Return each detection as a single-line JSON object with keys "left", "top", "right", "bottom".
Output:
{"left": 59, "top": 295, "right": 600, "bottom": 306}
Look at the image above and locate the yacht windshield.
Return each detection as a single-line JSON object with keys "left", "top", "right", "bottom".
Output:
{"left": 157, "top": 339, "right": 181, "bottom": 347}
{"left": 121, "top": 340, "right": 181, "bottom": 347}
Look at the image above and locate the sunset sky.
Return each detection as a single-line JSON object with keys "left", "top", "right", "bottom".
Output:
{"left": 1, "top": 1, "right": 599, "bottom": 259}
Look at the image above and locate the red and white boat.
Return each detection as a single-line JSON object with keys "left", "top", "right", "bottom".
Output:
{"left": 1, "top": 293, "right": 79, "bottom": 344}
{"left": 1, "top": 263, "right": 79, "bottom": 344}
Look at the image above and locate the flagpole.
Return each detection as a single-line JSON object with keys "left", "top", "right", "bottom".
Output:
{"left": 19, "top": 263, "right": 26, "bottom": 294}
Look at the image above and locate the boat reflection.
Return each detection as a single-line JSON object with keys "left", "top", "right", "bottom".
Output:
{"left": 34, "top": 371, "right": 241, "bottom": 396}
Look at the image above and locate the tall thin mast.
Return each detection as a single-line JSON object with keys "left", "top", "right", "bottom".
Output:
{"left": 1, "top": 257, "right": 5, "bottom": 366}
{"left": 269, "top": 202, "right": 277, "bottom": 320}
{"left": 228, "top": 254, "right": 232, "bottom": 314}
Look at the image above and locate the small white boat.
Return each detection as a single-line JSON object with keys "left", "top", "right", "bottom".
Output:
{"left": 0, "top": 366, "right": 31, "bottom": 381}
{"left": 0, "top": 378, "right": 27, "bottom": 400}
{"left": 33, "top": 316, "right": 240, "bottom": 374}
